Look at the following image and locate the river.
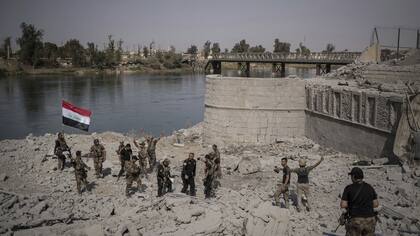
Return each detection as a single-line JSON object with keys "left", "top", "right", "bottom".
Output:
{"left": 0, "top": 68, "right": 315, "bottom": 140}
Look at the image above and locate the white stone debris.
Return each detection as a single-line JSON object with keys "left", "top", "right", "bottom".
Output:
{"left": 1, "top": 122, "right": 419, "bottom": 235}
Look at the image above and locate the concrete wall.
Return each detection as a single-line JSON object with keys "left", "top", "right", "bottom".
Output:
{"left": 359, "top": 43, "right": 381, "bottom": 63}
{"left": 304, "top": 83, "right": 403, "bottom": 158}
{"left": 203, "top": 75, "right": 305, "bottom": 146}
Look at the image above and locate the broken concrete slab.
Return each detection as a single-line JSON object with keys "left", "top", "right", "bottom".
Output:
{"left": 237, "top": 155, "right": 262, "bottom": 175}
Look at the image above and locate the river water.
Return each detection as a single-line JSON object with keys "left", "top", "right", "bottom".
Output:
{"left": 0, "top": 68, "right": 315, "bottom": 140}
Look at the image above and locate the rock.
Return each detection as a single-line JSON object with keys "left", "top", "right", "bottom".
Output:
{"left": 100, "top": 205, "right": 115, "bottom": 218}
{"left": 29, "top": 201, "right": 48, "bottom": 215}
{"left": 175, "top": 209, "right": 192, "bottom": 224}
{"left": 2, "top": 196, "right": 18, "bottom": 209}
{"left": 237, "top": 156, "right": 262, "bottom": 175}
{"left": 0, "top": 173, "right": 8, "bottom": 181}
{"left": 245, "top": 202, "right": 289, "bottom": 236}
{"left": 386, "top": 168, "right": 402, "bottom": 181}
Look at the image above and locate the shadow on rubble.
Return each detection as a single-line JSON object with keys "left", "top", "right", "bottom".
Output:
{"left": 102, "top": 168, "right": 112, "bottom": 177}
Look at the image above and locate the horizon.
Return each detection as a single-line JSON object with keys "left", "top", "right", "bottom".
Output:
{"left": 1, "top": 0, "right": 420, "bottom": 52}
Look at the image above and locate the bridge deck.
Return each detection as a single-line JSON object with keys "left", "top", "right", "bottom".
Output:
{"left": 209, "top": 52, "right": 361, "bottom": 64}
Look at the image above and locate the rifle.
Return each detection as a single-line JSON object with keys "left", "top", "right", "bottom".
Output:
{"left": 334, "top": 211, "right": 350, "bottom": 232}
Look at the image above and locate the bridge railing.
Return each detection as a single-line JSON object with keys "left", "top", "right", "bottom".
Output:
{"left": 211, "top": 52, "right": 361, "bottom": 62}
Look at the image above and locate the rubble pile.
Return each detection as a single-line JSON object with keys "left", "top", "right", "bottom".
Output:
{"left": 1, "top": 123, "right": 420, "bottom": 235}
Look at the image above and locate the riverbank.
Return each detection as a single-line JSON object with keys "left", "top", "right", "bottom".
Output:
{"left": 0, "top": 123, "right": 418, "bottom": 235}
{"left": 0, "top": 65, "right": 196, "bottom": 77}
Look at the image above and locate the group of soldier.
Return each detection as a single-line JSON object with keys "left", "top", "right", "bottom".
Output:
{"left": 273, "top": 156, "right": 380, "bottom": 235}
{"left": 55, "top": 131, "right": 380, "bottom": 235}
{"left": 53, "top": 132, "right": 221, "bottom": 199}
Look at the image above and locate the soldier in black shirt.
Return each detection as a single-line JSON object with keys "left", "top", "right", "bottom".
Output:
{"left": 181, "top": 153, "right": 196, "bottom": 196}
{"left": 274, "top": 157, "right": 291, "bottom": 208}
{"left": 341, "top": 167, "right": 379, "bottom": 236}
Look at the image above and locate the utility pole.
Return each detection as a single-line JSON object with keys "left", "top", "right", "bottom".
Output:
{"left": 396, "top": 28, "right": 400, "bottom": 60}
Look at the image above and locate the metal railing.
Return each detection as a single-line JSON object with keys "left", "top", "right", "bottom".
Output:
{"left": 211, "top": 52, "right": 361, "bottom": 64}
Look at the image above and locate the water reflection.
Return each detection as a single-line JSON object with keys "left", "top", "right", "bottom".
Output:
{"left": 0, "top": 74, "right": 205, "bottom": 139}
{"left": 0, "top": 68, "right": 313, "bottom": 140}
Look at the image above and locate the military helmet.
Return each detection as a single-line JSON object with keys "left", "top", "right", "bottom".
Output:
{"left": 163, "top": 158, "right": 170, "bottom": 165}
{"left": 299, "top": 159, "right": 307, "bottom": 167}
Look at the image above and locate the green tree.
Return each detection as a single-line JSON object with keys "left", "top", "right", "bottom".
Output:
{"left": 105, "top": 35, "right": 116, "bottom": 65}
{"left": 211, "top": 42, "right": 221, "bottom": 54}
{"left": 115, "top": 39, "right": 123, "bottom": 63}
{"left": 324, "top": 43, "right": 335, "bottom": 53}
{"left": 169, "top": 45, "right": 176, "bottom": 53}
{"left": 16, "top": 22, "right": 43, "bottom": 66}
{"left": 273, "top": 39, "right": 290, "bottom": 53}
{"left": 187, "top": 45, "right": 198, "bottom": 54}
{"left": 86, "top": 42, "right": 100, "bottom": 66}
{"left": 62, "top": 39, "right": 86, "bottom": 67}
{"left": 42, "top": 42, "right": 58, "bottom": 66}
{"left": 203, "top": 40, "right": 211, "bottom": 58}
{"left": 143, "top": 46, "right": 149, "bottom": 58}
{"left": 296, "top": 42, "right": 310, "bottom": 55}
{"left": 249, "top": 45, "right": 266, "bottom": 53}
{"left": 231, "top": 39, "right": 249, "bottom": 53}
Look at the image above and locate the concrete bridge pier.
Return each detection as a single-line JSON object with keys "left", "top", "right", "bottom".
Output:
{"left": 316, "top": 64, "right": 332, "bottom": 76}
{"left": 272, "top": 63, "right": 286, "bottom": 77}
{"left": 238, "top": 62, "right": 250, "bottom": 77}
{"left": 211, "top": 61, "right": 222, "bottom": 74}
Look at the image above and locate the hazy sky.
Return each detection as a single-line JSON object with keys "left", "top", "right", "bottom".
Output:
{"left": 1, "top": 0, "right": 419, "bottom": 52}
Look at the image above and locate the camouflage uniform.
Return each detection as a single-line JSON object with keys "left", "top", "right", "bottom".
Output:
{"left": 210, "top": 145, "right": 222, "bottom": 189}
{"left": 134, "top": 139, "right": 149, "bottom": 176}
{"left": 157, "top": 159, "right": 172, "bottom": 197}
{"left": 181, "top": 154, "right": 196, "bottom": 196}
{"left": 345, "top": 217, "right": 376, "bottom": 236}
{"left": 274, "top": 165, "right": 291, "bottom": 208}
{"left": 203, "top": 155, "right": 215, "bottom": 198}
{"left": 90, "top": 140, "right": 106, "bottom": 178}
{"left": 71, "top": 152, "right": 89, "bottom": 194}
{"left": 138, "top": 147, "right": 149, "bottom": 176}
{"left": 125, "top": 159, "right": 142, "bottom": 196}
{"left": 147, "top": 137, "right": 160, "bottom": 171}
{"left": 116, "top": 142, "right": 125, "bottom": 170}
{"left": 54, "top": 133, "right": 70, "bottom": 171}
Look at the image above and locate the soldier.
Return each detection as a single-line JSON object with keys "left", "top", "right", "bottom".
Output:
{"left": 134, "top": 139, "right": 149, "bottom": 176}
{"left": 117, "top": 144, "right": 133, "bottom": 180}
{"left": 157, "top": 158, "right": 172, "bottom": 197}
{"left": 203, "top": 154, "right": 215, "bottom": 199}
{"left": 125, "top": 157, "right": 142, "bottom": 197}
{"left": 291, "top": 156, "right": 324, "bottom": 212}
{"left": 146, "top": 136, "right": 160, "bottom": 171}
{"left": 274, "top": 157, "right": 291, "bottom": 208}
{"left": 116, "top": 141, "right": 125, "bottom": 171}
{"left": 210, "top": 144, "right": 222, "bottom": 189}
{"left": 181, "top": 153, "right": 196, "bottom": 196}
{"left": 54, "top": 132, "right": 70, "bottom": 171}
{"left": 90, "top": 139, "right": 106, "bottom": 178}
{"left": 71, "top": 150, "right": 90, "bottom": 195}
{"left": 341, "top": 167, "right": 379, "bottom": 236}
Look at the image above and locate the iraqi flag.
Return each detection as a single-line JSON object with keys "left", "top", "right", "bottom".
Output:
{"left": 62, "top": 100, "right": 92, "bottom": 131}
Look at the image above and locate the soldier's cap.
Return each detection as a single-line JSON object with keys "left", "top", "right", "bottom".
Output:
{"left": 348, "top": 167, "right": 364, "bottom": 179}
{"left": 126, "top": 143, "right": 131, "bottom": 147}
{"left": 163, "top": 158, "right": 170, "bottom": 163}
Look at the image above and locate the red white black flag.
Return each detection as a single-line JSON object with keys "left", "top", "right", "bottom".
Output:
{"left": 62, "top": 100, "right": 92, "bottom": 131}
